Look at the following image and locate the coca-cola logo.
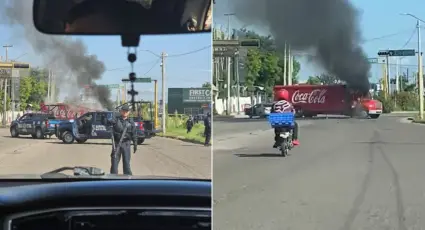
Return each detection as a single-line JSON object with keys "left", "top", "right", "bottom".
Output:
{"left": 292, "top": 89, "right": 327, "bottom": 104}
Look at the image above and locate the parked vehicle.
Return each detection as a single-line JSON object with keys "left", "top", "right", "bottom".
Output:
{"left": 56, "top": 101, "right": 159, "bottom": 144}
{"left": 246, "top": 103, "right": 273, "bottom": 118}
{"left": 274, "top": 84, "right": 383, "bottom": 118}
{"left": 10, "top": 113, "right": 64, "bottom": 139}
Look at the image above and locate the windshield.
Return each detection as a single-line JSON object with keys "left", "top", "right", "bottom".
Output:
{"left": 213, "top": 0, "right": 424, "bottom": 229}
{"left": 0, "top": 0, "right": 211, "bottom": 180}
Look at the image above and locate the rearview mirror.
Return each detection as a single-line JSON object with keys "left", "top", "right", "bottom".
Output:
{"left": 33, "top": 0, "right": 212, "bottom": 35}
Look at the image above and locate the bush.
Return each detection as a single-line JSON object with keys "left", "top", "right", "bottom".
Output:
{"left": 394, "top": 91, "right": 418, "bottom": 111}
{"left": 375, "top": 92, "right": 394, "bottom": 113}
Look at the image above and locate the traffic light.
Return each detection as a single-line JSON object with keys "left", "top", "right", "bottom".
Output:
{"left": 13, "top": 63, "right": 30, "bottom": 69}
{"left": 240, "top": 39, "right": 260, "bottom": 47}
{"left": 378, "top": 51, "right": 388, "bottom": 56}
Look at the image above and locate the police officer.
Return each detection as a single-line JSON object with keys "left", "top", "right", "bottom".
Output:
{"left": 203, "top": 112, "right": 211, "bottom": 146}
{"left": 108, "top": 105, "right": 137, "bottom": 175}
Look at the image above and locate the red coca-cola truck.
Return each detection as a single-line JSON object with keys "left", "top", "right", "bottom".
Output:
{"left": 40, "top": 102, "right": 99, "bottom": 120}
{"left": 273, "top": 84, "right": 383, "bottom": 119}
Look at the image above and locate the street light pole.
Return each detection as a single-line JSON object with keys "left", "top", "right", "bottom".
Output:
{"left": 224, "top": 13, "right": 234, "bottom": 115}
{"left": 2, "top": 45, "right": 12, "bottom": 126}
{"left": 401, "top": 13, "right": 424, "bottom": 119}
{"left": 417, "top": 19, "right": 424, "bottom": 119}
{"left": 161, "top": 52, "right": 167, "bottom": 134}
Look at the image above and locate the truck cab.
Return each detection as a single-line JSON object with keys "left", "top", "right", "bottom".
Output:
{"left": 350, "top": 91, "right": 383, "bottom": 119}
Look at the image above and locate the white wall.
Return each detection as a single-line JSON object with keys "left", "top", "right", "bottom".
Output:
{"left": 0, "top": 111, "right": 24, "bottom": 126}
{"left": 214, "top": 97, "right": 253, "bottom": 115}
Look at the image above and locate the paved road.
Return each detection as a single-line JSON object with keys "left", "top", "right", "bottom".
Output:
{"left": 214, "top": 116, "right": 425, "bottom": 229}
{"left": 0, "top": 129, "right": 210, "bottom": 178}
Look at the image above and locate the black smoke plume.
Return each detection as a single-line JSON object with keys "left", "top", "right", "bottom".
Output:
{"left": 0, "top": 0, "right": 114, "bottom": 109}
{"left": 230, "top": 0, "right": 370, "bottom": 93}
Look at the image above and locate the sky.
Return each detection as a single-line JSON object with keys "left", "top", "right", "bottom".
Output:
{"left": 214, "top": 0, "right": 425, "bottom": 84}
{"left": 0, "top": 22, "right": 211, "bottom": 102}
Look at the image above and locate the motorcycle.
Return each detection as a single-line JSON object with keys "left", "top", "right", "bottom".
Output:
{"left": 268, "top": 112, "right": 295, "bottom": 157}
{"left": 277, "top": 128, "right": 293, "bottom": 157}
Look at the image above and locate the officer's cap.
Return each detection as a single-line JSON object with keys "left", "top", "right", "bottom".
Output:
{"left": 120, "top": 104, "right": 130, "bottom": 111}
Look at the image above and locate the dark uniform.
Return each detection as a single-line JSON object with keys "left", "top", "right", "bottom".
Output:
{"left": 186, "top": 116, "right": 194, "bottom": 133}
{"left": 108, "top": 105, "right": 138, "bottom": 175}
{"left": 203, "top": 112, "right": 211, "bottom": 146}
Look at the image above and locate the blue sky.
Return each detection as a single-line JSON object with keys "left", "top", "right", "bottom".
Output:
{"left": 0, "top": 28, "right": 211, "bottom": 101}
{"left": 214, "top": 0, "right": 425, "bottom": 84}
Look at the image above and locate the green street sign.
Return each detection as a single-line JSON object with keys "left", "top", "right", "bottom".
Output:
{"left": 213, "top": 40, "right": 239, "bottom": 47}
{"left": 240, "top": 39, "right": 260, "bottom": 47}
{"left": 378, "top": 49, "right": 416, "bottom": 57}
{"left": 388, "top": 49, "right": 415, "bottom": 56}
{"left": 368, "top": 58, "right": 378, "bottom": 64}
{"left": 122, "top": 77, "right": 151, "bottom": 83}
{"left": 100, "top": 84, "right": 120, "bottom": 89}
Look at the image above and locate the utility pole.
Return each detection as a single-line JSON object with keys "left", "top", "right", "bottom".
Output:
{"left": 235, "top": 55, "right": 241, "bottom": 114}
{"left": 417, "top": 19, "right": 424, "bottom": 119}
{"left": 161, "top": 52, "right": 167, "bottom": 134}
{"left": 224, "top": 13, "right": 234, "bottom": 115}
{"left": 386, "top": 54, "right": 390, "bottom": 94}
{"left": 288, "top": 45, "right": 293, "bottom": 85}
{"left": 394, "top": 58, "right": 399, "bottom": 108}
{"left": 153, "top": 80, "right": 158, "bottom": 129}
{"left": 2, "top": 45, "right": 12, "bottom": 126}
{"left": 47, "top": 69, "right": 51, "bottom": 101}
{"left": 283, "top": 43, "right": 287, "bottom": 85}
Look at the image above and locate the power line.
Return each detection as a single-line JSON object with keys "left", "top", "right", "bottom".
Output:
{"left": 167, "top": 45, "right": 211, "bottom": 57}
{"left": 143, "top": 58, "right": 161, "bottom": 75}
{"left": 106, "top": 45, "right": 211, "bottom": 72}
{"left": 399, "top": 26, "right": 417, "bottom": 49}
{"left": 362, "top": 29, "right": 413, "bottom": 43}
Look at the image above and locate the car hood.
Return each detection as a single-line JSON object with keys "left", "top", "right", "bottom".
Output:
{"left": 0, "top": 174, "right": 201, "bottom": 180}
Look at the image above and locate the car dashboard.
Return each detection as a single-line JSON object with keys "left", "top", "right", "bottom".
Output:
{"left": 0, "top": 179, "right": 211, "bottom": 230}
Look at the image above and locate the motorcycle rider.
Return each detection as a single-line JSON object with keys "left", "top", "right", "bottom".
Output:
{"left": 271, "top": 89, "right": 300, "bottom": 148}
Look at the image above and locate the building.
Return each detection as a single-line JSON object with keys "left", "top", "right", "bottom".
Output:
{"left": 168, "top": 88, "right": 211, "bottom": 115}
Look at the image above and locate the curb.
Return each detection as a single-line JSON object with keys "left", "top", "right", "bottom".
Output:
{"left": 158, "top": 135, "right": 206, "bottom": 145}
{"left": 398, "top": 117, "right": 425, "bottom": 125}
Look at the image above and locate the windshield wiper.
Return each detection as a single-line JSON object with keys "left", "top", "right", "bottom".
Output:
{"left": 41, "top": 166, "right": 106, "bottom": 179}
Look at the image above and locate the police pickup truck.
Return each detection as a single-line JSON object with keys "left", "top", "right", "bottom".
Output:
{"left": 10, "top": 113, "right": 63, "bottom": 139}
{"left": 55, "top": 111, "right": 157, "bottom": 144}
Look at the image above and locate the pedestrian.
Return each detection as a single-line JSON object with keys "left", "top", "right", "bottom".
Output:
{"left": 203, "top": 112, "right": 211, "bottom": 146}
{"left": 186, "top": 115, "right": 194, "bottom": 133}
{"left": 107, "top": 104, "right": 138, "bottom": 175}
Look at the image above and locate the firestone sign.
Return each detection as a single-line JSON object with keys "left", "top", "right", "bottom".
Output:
{"left": 183, "top": 88, "right": 211, "bottom": 103}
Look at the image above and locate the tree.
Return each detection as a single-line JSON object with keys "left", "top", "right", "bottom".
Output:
{"left": 0, "top": 90, "right": 11, "bottom": 113}
{"left": 202, "top": 82, "right": 211, "bottom": 88}
{"left": 317, "top": 74, "right": 339, "bottom": 84}
{"left": 307, "top": 74, "right": 340, "bottom": 85}
{"left": 19, "top": 68, "right": 48, "bottom": 110}
{"left": 237, "top": 29, "right": 301, "bottom": 94}
{"left": 306, "top": 76, "right": 321, "bottom": 85}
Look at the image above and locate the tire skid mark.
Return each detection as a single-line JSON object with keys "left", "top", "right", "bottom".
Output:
{"left": 339, "top": 129, "right": 377, "bottom": 230}
{"left": 377, "top": 145, "right": 407, "bottom": 230}
{"left": 340, "top": 125, "right": 407, "bottom": 230}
